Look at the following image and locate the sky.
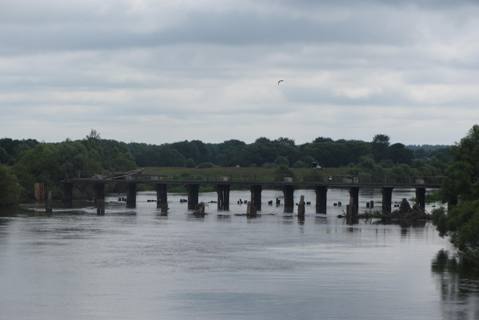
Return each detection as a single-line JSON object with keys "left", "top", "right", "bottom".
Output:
{"left": 1, "top": 0, "right": 478, "bottom": 145}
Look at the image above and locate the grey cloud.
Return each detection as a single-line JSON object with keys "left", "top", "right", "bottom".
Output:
{"left": 1, "top": 0, "right": 479, "bottom": 145}
{"left": 0, "top": 2, "right": 422, "bottom": 54}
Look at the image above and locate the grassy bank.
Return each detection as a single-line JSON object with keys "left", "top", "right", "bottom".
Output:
{"left": 142, "top": 166, "right": 351, "bottom": 182}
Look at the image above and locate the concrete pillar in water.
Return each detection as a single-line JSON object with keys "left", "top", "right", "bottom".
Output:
{"left": 156, "top": 183, "right": 168, "bottom": 212}
{"left": 247, "top": 202, "right": 257, "bottom": 218}
{"left": 186, "top": 184, "right": 199, "bottom": 210}
{"left": 250, "top": 185, "right": 262, "bottom": 212}
{"left": 94, "top": 182, "right": 105, "bottom": 215}
{"left": 34, "top": 182, "right": 47, "bottom": 202}
{"left": 315, "top": 186, "right": 327, "bottom": 214}
{"left": 415, "top": 187, "right": 426, "bottom": 211}
{"left": 382, "top": 187, "right": 393, "bottom": 214}
{"left": 63, "top": 182, "right": 73, "bottom": 208}
{"left": 298, "top": 195, "right": 305, "bottom": 220}
{"left": 94, "top": 182, "right": 105, "bottom": 205}
{"left": 96, "top": 199, "right": 105, "bottom": 215}
{"left": 45, "top": 190, "right": 53, "bottom": 213}
{"left": 126, "top": 182, "right": 137, "bottom": 209}
{"left": 283, "top": 185, "right": 294, "bottom": 213}
{"left": 216, "top": 184, "right": 230, "bottom": 211}
{"left": 347, "top": 187, "right": 359, "bottom": 224}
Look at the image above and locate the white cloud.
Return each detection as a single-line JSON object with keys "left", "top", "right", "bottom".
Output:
{"left": 0, "top": 0, "right": 478, "bottom": 145}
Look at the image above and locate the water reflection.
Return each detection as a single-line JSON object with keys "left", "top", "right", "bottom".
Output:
{"left": 0, "top": 190, "right": 471, "bottom": 320}
{"left": 0, "top": 217, "right": 11, "bottom": 243}
{"left": 432, "top": 250, "right": 479, "bottom": 319}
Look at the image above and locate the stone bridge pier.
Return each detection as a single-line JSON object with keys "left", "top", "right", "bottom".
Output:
{"left": 126, "top": 182, "right": 137, "bottom": 209}
{"left": 156, "top": 183, "right": 168, "bottom": 211}
{"left": 416, "top": 187, "right": 426, "bottom": 211}
{"left": 63, "top": 182, "right": 73, "bottom": 208}
{"left": 315, "top": 186, "right": 327, "bottom": 214}
{"left": 382, "top": 187, "right": 393, "bottom": 214}
{"left": 186, "top": 184, "right": 199, "bottom": 210}
{"left": 347, "top": 187, "right": 359, "bottom": 224}
{"left": 94, "top": 182, "right": 105, "bottom": 215}
{"left": 283, "top": 185, "right": 294, "bottom": 213}
{"left": 216, "top": 184, "right": 230, "bottom": 211}
{"left": 250, "top": 185, "right": 262, "bottom": 212}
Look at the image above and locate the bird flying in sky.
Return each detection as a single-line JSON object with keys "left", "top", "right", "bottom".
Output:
{"left": 277, "top": 79, "right": 284, "bottom": 85}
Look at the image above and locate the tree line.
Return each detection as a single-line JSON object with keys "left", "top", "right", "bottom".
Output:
{"left": 0, "top": 130, "right": 451, "bottom": 204}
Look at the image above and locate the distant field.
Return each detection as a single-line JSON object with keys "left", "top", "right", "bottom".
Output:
{"left": 142, "top": 166, "right": 351, "bottom": 182}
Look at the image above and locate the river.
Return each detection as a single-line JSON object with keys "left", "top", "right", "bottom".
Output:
{"left": 0, "top": 189, "right": 478, "bottom": 320}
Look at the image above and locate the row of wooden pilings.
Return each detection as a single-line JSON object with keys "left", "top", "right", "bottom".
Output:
{"left": 61, "top": 182, "right": 428, "bottom": 219}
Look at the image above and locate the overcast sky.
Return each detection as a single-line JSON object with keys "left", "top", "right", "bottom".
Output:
{"left": 1, "top": 0, "right": 478, "bottom": 145}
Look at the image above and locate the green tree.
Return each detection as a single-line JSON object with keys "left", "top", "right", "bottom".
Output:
{"left": 292, "top": 160, "right": 307, "bottom": 168}
{"left": 0, "top": 165, "right": 21, "bottom": 207}
{"left": 433, "top": 125, "right": 479, "bottom": 264}
{"left": 372, "top": 134, "right": 390, "bottom": 162}
{"left": 388, "top": 143, "right": 413, "bottom": 164}
{"left": 275, "top": 156, "right": 289, "bottom": 167}
{"left": 185, "top": 158, "right": 196, "bottom": 168}
{"left": 0, "top": 147, "right": 9, "bottom": 164}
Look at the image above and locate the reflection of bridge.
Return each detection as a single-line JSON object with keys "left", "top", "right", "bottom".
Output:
{"left": 62, "top": 174, "right": 444, "bottom": 219}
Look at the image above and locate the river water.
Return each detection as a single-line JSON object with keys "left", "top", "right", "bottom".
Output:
{"left": 1, "top": 189, "right": 478, "bottom": 320}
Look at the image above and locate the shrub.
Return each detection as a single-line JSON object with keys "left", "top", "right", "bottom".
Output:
{"left": 0, "top": 165, "right": 21, "bottom": 207}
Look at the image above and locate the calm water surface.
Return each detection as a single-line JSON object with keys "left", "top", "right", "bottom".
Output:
{"left": 1, "top": 189, "right": 478, "bottom": 320}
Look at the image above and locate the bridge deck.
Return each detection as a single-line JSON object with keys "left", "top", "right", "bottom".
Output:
{"left": 65, "top": 175, "right": 443, "bottom": 189}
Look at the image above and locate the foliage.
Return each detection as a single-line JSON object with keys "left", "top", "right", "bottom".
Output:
{"left": 0, "top": 165, "right": 21, "bottom": 207}
{"left": 275, "top": 156, "right": 289, "bottom": 167}
{"left": 292, "top": 160, "right": 307, "bottom": 168}
{"left": 433, "top": 202, "right": 479, "bottom": 260}
{"left": 0, "top": 131, "right": 452, "bottom": 202}
{"left": 433, "top": 125, "right": 479, "bottom": 265}
{"left": 13, "top": 135, "right": 135, "bottom": 199}
{"left": 273, "top": 166, "right": 296, "bottom": 181}
{"left": 196, "top": 162, "right": 216, "bottom": 169}
{"left": 372, "top": 134, "right": 390, "bottom": 162}
{"left": 185, "top": 158, "right": 196, "bottom": 168}
{"left": 0, "top": 138, "right": 39, "bottom": 164}
{"left": 124, "top": 134, "right": 441, "bottom": 169}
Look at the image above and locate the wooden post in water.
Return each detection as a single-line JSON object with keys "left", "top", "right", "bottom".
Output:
{"left": 193, "top": 202, "right": 206, "bottom": 217}
{"left": 156, "top": 183, "right": 168, "bottom": 212}
{"left": 415, "top": 187, "right": 426, "bottom": 211}
{"left": 63, "top": 182, "right": 73, "bottom": 208}
{"left": 186, "top": 184, "right": 199, "bottom": 210}
{"left": 298, "top": 195, "right": 305, "bottom": 220}
{"left": 315, "top": 186, "right": 327, "bottom": 214}
{"left": 283, "top": 185, "right": 294, "bottom": 213}
{"left": 382, "top": 187, "right": 393, "bottom": 214}
{"left": 250, "top": 185, "right": 262, "bottom": 212}
{"left": 126, "top": 182, "right": 137, "bottom": 209}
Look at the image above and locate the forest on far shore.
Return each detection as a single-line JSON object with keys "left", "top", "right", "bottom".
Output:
{"left": 0, "top": 131, "right": 451, "bottom": 203}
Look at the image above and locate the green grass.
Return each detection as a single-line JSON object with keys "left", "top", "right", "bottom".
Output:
{"left": 142, "top": 166, "right": 351, "bottom": 182}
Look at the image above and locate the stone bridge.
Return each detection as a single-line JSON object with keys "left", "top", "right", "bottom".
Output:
{"left": 62, "top": 174, "right": 444, "bottom": 220}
